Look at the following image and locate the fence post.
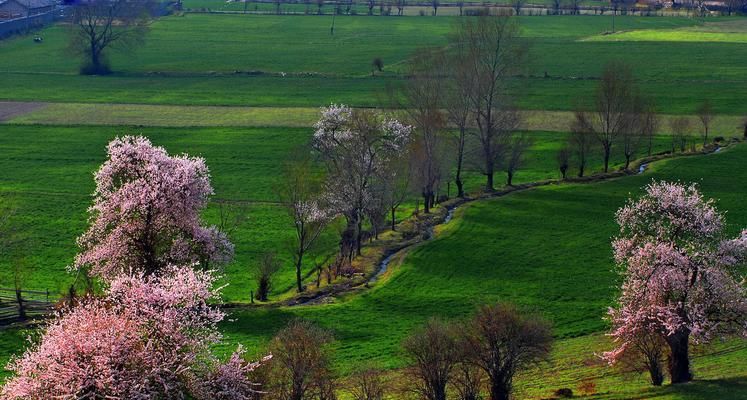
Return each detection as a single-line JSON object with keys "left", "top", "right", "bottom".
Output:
{"left": 15, "top": 289, "right": 26, "bottom": 321}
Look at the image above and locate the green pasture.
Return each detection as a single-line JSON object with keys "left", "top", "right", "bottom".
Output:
{"left": 216, "top": 142, "right": 747, "bottom": 379}
{"left": 10, "top": 103, "right": 747, "bottom": 138}
{"left": 4, "top": 15, "right": 747, "bottom": 113}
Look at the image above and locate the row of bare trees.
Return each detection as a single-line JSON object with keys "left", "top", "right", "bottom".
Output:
{"left": 556, "top": 61, "right": 722, "bottom": 179}
{"left": 252, "top": 302, "right": 551, "bottom": 400}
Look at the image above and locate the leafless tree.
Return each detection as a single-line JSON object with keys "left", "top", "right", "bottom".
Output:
{"left": 402, "top": 318, "right": 459, "bottom": 400}
{"left": 278, "top": 151, "right": 331, "bottom": 293}
{"left": 696, "top": 100, "right": 714, "bottom": 146}
{"left": 453, "top": 338, "right": 485, "bottom": 400}
{"left": 451, "top": 15, "right": 526, "bottom": 191}
{"left": 462, "top": 303, "right": 553, "bottom": 400}
{"left": 348, "top": 366, "right": 386, "bottom": 400}
{"left": 443, "top": 52, "right": 474, "bottom": 198}
{"left": 378, "top": 151, "right": 413, "bottom": 231}
{"left": 267, "top": 320, "right": 336, "bottom": 400}
{"left": 615, "top": 331, "right": 667, "bottom": 386}
{"left": 503, "top": 132, "right": 532, "bottom": 186}
{"left": 669, "top": 117, "right": 691, "bottom": 153}
{"left": 576, "top": 62, "right": 639, "bottom": 172}
{"left": 640, "top": 102, "right": 659, "bottom": 156}
{"left": 68, "top": 0, "right": 153, "bottom": 75}
{"left": 402, "top": 50, "right": 447, "bottom": 213}
{"left": 253, "top": 252, "right": 281, "bottom": 301}
{"left": 557, "top": 146, "right": 570, "bottom": 179}
{"left": 569, "top": 115, "right": 595, "bottom": 177}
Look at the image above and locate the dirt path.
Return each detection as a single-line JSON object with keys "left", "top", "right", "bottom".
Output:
{"left": 0, "top": 101, "right": 47, "bottom": 122}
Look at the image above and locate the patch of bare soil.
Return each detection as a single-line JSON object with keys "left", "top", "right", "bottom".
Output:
{"left": 0, "top": 101, "right": 47, "bottom": 122}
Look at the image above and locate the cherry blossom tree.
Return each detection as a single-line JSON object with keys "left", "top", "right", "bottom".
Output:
{"left": 73, "top": 136, "right": 234, "bottom": 280}
{"left": 313, "top": 105, "right": 412, "bottom": 259}
{"left": 2, "top": 266, "right": 266, "bottom": 399}
{"left": 605, "top": 181, "right": 747, "bottom": 384}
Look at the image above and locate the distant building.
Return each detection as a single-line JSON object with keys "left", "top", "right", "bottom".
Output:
{"left": 0, "top": 0, "right": 56, "bottom": 20}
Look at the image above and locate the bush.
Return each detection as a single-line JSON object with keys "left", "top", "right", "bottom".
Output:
{"left": 554, "top": 388, "right": 573, "bottom": 398}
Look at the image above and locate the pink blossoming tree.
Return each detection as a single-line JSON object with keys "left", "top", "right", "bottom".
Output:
{"left": 605, "top": 181, "right": 747, "bottom": 384}
{"left": 313, "top": 105, "right": 412, "bottom": 259}
{"left": 74, "top": 136, "right": 234, "bottom": 280}
{"left": 2, "top": 266, "right": 266, "bottom": 399}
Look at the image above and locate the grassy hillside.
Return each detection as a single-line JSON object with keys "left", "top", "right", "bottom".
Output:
{"left": 213, "top": 143, "right": 747, "bottom": 377}
{"left": 3, "top": 15, "right": 747, "bottom": 112}
{"left": 0, "top": 123, "right": 681, "bottom": 302}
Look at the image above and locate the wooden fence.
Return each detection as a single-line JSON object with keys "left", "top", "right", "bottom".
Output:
{"left": 0, "top": 288, "right": 56, "bottom": 325}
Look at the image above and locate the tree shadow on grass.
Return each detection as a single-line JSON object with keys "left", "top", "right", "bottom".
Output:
{"left": 630, "top": 377, "right": 747, "bottom": 400}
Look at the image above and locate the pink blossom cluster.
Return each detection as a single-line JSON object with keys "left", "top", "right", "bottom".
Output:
{"left": 74, "top": 136, "right": 234, "bottom": 280}
{"left": 605, "top": 181, "right": 747, "bottom": 364}
{"left": 2, "top": 266, "right": 264, "bottom": 400}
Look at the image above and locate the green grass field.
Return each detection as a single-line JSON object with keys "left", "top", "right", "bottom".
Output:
{"left": 2, "top": 11, "right": 747, "bottom": 399}
{"left": 0, "top": 123, "right": 680, "bottom": 302}
{"left": 4, "top": 15, "right": 747, "bottom": 113}
{"left": 212, "top": 143, "right": 747, "bottom": 399}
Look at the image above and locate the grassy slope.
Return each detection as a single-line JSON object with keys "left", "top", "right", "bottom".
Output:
{"left": 215, "top": 144, "right": 747, "bottom": 385}
{"left": 0, "top": 123, "right": 680, "bottom": 301}
{"left": 5, "top": 15, "right": 747, "bottom": 113}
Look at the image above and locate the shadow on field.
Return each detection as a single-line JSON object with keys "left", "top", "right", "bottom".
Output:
{"left": 629, "top": 377, "right": 747, "bottom": 400}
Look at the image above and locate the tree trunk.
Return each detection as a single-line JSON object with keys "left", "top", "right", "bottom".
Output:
{"left": 486, "top": 172, "right": 494, "bottom": 192}
{"left": 391, "top": 207, "right": 397, "bottom": 231}
{"left": 356, "top": 217, "right": 363, "bottom": 256}
{"left": 578, "top": 163, "right": 585, "bottom": 177}
{"left": 507, "top": 170, "right": 514, "bottom": 186}
{"left": 489, "top": 379, "right": 510, "bottom": 400}
{"left": 295, "top": 251, "right": 304, "bottom": 293}
{"left": 648, "top": 359, "right": 664, "bottom": 386}
{"left": 423, "top": 193, "right": 431, "bottom": 214}
{"left": 624, "top": 154, "right": 631, "bottom": 170}
{"left": 603, "top": 145, "right": 611, "bottom": 173}
{"left": 667, "top": 330, "right": 693, "bottom": 384}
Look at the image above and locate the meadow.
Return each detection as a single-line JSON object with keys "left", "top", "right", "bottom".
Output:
{"left": 3, "top": 15, "right": 747, "bottom": 113}
{"left": 0, "top": 123, "right": 679, "bottom": 301}
{"left": 2, "top": 10, "right": 747, "bottom": 399}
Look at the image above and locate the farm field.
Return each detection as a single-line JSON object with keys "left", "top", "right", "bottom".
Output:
{"left": 0, "top": 123, "right": 680, "bottom": 301}
{"left": 2, "top": 7, "right": 747, "bottom": 399}
{"left": 216, "top": 143, "right": 747, "bottom": 370}
{"left": 3, "top": 15, "right": 747, "bottom": 113}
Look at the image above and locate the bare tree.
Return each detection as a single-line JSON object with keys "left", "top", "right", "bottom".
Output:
{"left": 253, "top": 252, "right": 281, "bottom": 301}
{"left": 462, "top": 303, "right": 553, "bottom": 400}
{"left": 402, "top": 50, "right": 447, "bottom": 213}
{"left": 640, "top": 103, "right": 659, "bottom": 156}
{"left": 451, "top": 15, "right": 526, "bottom": 191}
{"left": 503, "top": 132, "right": 532, "bottom": 186}
{"left": 576, "top": 62, "right": 639, "bottom": 172}
{"left": 669, "top": 116, "right": 691, "bottom": 153}
{"left": 68, "top": 0, "right": 152, "bottom": 75}
{"left": 402, "top": 318, "right": 459, "bottom": 400}
{"left": 569, "top": 116, "right": 595, "bottom": 177}
{"left": 268, "top": 320, "right": 336, "bottom": 400}
{"left": 278, "top": 152, "right": 332, "bottom": 293}
{"left": 378, "top": 152, "right": 413, "bottom": 231}
{"left": 615, "top": 331, "right": 667, "bottom": 386}
{"left": 453, "top": 339, "right": 485, "bottom": 400}
{"left": 348, "top": 366, "right": 386, "bottom": 400}
{"left": 557, "top": 146, "right": 570, "bottom": 179}
{"left": 444, "top": 52, "right": 474, "bottom": 198}
{"left": 696, "top": 100, "right": 714, "bottom": 146}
